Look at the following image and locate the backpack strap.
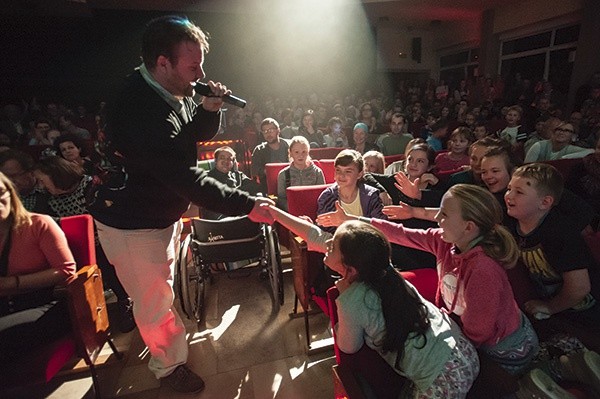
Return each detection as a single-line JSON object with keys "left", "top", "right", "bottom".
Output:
{"left": 285, "top": 168, "right": 291, "bottom": 189}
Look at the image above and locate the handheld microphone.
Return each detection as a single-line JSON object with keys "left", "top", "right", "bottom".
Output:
{"left": 193, "top": 81, "right": 247, "bottom": 108}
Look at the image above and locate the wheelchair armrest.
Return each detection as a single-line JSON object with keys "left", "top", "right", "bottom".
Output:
{"left": 66, "top": 264, "right": 111, "bottom": 364}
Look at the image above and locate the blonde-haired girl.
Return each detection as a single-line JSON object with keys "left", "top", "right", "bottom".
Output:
{"left": 276, "top": 136, "right": 325, "bottom": 210}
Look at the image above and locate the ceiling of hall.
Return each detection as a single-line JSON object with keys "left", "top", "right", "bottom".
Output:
{"left": 7, "top": 0, "right": 522, "bottom": 25}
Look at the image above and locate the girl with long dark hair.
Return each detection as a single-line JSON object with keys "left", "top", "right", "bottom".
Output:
{"left": 264, "top": 205, "right": 479, "bottom": 398}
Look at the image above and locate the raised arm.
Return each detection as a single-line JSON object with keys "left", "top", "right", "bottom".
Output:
{"left": 382, "top": 202, "right": 439, "bottom": 222}
{"left": 315, "top": 201, "right": 360, "bottom": 228}
{"left": 265, "top": 204, "right": 332, "bottom": 253}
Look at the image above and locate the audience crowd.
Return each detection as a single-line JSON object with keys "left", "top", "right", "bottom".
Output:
{"left": 2, "top": 70, "right": 600, "bottom": 398}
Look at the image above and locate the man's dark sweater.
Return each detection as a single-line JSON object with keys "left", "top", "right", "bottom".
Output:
{"left": 90, "top": 71, "right": 254, "bottom": 229}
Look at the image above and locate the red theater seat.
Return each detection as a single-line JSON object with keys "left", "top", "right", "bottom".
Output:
{"left": 265, "top": 162, "right": 290, "bottom": 196}
{"left": 0, "top": 215, "right": 122, "bottom": 398}
{"left": 286, "top": 184, "right": 332, "bottom": 350}
{"left": 309, "top": 147, "right": 344, "bottom": 160}
{"left": 539, "top": 158, "right": 583, "bottom": 182}
{"left": 317, "top": 159, "right": 336, "bottom": 183}
{"left": 384, "top": 154, "right": 405, "bottom": 166}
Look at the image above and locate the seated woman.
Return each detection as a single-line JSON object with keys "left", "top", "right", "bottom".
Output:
{"left": 401, "top": 143, "right": 439, "bottom": 190}
{"left": 479, "top": 145, "right": 521, "bottom": 225}
{"left": 0, "top": 172, "right": 76, "bottom": 361}
{"left": 352, "top": 123, "right": 379, "bottom": 155}
{"left": 384, "top": 137, "right": 424, "bottom": 175}
{"left": 54, "top": 133, "right": 96, "bottom": 176}
{"left": 369, "top": 144, "right": 440, "bottom": 206}
{"left": 525, "top": 121, "right": 594, "bottom": 163}
{"left": 277, "top": 136, "right": 325, "bottom": 211}
{"left": 33, "top": 156, "right": 135, "bottom": 333}
{"left": 264, "top": 204, "right": 479, "bottom": 399}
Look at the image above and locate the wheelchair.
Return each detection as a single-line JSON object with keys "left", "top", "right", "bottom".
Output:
{"left": 176, "top": 215, "right": 284, "bottom": 324}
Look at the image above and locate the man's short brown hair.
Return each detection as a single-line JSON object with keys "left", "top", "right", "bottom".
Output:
{"left": 142, "top": 15, "right": 210, "bottom": 69}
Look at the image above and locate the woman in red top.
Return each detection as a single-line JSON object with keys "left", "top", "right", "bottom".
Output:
{"left": 0, "top": 172, "right": 76, "bottom": 361}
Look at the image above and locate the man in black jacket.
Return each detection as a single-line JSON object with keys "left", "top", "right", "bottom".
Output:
{"left": 91, "top": 15, "right": 271, "bottom": 394}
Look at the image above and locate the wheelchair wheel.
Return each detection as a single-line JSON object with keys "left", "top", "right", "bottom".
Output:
{"left": 177, "top": 234, "right": 206, "bottom": 323}
{"left": 265, "top": 225, "right": 284, "bottom": 306}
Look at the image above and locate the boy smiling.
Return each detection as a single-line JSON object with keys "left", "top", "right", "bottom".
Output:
{"left": 504, "top": 163, "right": 600, "bottom": 325}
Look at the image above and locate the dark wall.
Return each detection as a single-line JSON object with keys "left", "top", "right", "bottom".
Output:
{"left": 0, "top": 8, "right": 378, "bottom": 109}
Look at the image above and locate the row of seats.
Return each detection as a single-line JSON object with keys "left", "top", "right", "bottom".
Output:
{"left": 268, "top": 152, "right": 587, "bottom": 198}
{"left": 264, "top": 153, "right": 406, "bottom": 196}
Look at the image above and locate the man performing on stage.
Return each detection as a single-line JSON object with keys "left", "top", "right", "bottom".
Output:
{"left": 91, "top": 15, "right": 272, "bottom": 394}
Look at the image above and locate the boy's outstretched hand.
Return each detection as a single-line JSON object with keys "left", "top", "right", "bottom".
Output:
{"left": 316, "top": 201, "right": 352, "bottom": 227}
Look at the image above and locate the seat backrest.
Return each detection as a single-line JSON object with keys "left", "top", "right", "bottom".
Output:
{"left": 287, "top": 184, "right": 331, "bottom": 221}
{"left": 60, "top": 215, "right": 96, "bottom": 268}
{"left": 539, "top": 158, "right": 583, "bottom": 181}
{"left": 309, "top": 147, "right": 344, "bottom": 160}
{"left": 61, "top": 214, "right": 120, "bottom": 382}
{"left": 317, "top": 159, "right": 336, "bottom": 183}
{"left": 265, "top": 162, "right": 290, "bottom": 196}
{"left": 434, "top": 167, "right": 462, "bottom": 186}
{"left": 60, "top": 215, "right": 108, "bottom": 363}
{"left": 384, "top": 154, "right": 405, "bottom": 166}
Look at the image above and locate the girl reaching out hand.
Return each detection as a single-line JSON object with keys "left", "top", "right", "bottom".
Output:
{"left": 264, "top": 204, "right": 479, "bottom": 398}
